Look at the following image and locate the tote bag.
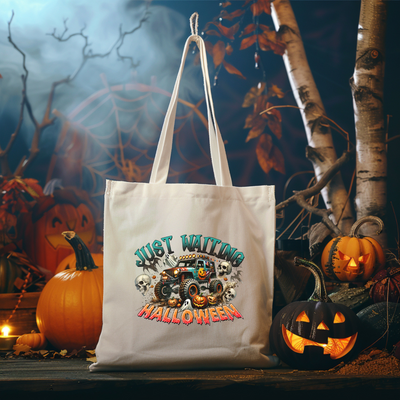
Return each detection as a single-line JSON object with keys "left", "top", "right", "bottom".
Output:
{"left": 90, "top": 14, "right": 279, "bottom": 372}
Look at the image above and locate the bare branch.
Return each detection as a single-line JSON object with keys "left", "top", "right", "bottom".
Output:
{"left": 276, "top": 149, "right": 355, "bottom": 236}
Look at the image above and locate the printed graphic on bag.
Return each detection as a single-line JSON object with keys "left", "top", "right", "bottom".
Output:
{"left": 134, "top": 234, "right": 244, "bottom": 326}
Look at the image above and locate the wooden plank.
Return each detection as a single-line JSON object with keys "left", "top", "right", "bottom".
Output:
{"left": 0, "top": 292, "right": 40, "bottom": 309}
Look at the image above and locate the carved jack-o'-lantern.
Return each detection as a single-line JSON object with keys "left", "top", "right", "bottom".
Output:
{"left": 192, "top": 294, "right": 208, "bottom": 309}
{"left": 321, "top": 216, "right": 385, "bottom": 282}
{"left": 198, "top": 267, "right": 207, "bottom": 280}
{"left": 270, "top": 258, "right": 359, "bottom": 370}
{"left": 23, "top": 189, "right": 98, "bottom": 274}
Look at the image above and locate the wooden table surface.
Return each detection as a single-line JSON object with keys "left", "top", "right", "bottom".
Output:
{"left": 1, "top": 355, "right": 400, "bottom": 400}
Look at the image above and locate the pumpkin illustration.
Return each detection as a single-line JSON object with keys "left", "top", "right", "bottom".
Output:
{"left": 270, "top": 257, "right": 359, "bottom": 370}
{"left": 23, "top": 188, "right": 98, "bottom": 274}
{"left": 192, "top": 294, "right": 208, "bottom": 309}
{"left": 55, "top": 250, "right": 103, "bottom": 275}
{"left": 321, "top": 216, "right": 385, "bottom": 282}
{"left": 0, "top": 254, "right": 23, "bottom": 293}
{"left": 168, "top": 298, "right": 178, "bottom": 307}
{"left": 207, "top": 295, "right": 218, "bottom": 306}
{"left": 36, "top": 231, "right": 103, "bottom": 352}
{"left": 198, "top": 267, "right": 207, "bottom": 280}
{"left": 16, "top": 330, "right": 47, "bottom": 350}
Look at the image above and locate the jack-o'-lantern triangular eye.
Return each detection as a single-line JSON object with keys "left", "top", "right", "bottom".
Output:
{"left": 358, "top": 254, "right": 370, "bottom": 263}
{"left": 338, "top": 250, "right": 350, "bottom": 261}
{"left": 333, "top": 312, "right": 346, "bottom": 323}
{"left": 296, "top": 311, "right": 310, "bottom": 323}
{"left": 317, "top": 321, "right": 329, "bottom": 330}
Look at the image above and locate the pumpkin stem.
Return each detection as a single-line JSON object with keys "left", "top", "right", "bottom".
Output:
{"left": 62, "top": 231, "right": 98, "bottom": 271}
{"left": 294, "top": 257, "right": 331, "bottom": 303}
{"left": 349, "top": 216, "right": 384, "bottom": 238}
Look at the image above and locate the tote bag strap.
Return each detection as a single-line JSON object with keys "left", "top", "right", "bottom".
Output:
{"left": 149, "top": 13, "right": 232, "bottom": 187}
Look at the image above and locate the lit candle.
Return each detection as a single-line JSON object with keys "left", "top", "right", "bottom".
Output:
{"left": 0, "top": 326, "right": 19, "bottom": 351}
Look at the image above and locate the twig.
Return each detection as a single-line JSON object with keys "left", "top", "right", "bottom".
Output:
{"left": 276, "top": 149, "right": 355, "bottom": 236}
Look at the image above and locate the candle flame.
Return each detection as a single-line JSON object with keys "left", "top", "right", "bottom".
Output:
{"left": 1, "top": 326, "right": 10, "bottom": 337}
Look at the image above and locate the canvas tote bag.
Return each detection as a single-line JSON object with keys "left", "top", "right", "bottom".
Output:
{"left": 90, "top": 13, "right": 279, "bottom": 372}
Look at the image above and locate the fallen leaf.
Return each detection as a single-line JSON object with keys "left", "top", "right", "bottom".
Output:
{"left": 87, "top": 356, "right": 97, "bottom": 363}
{"left": 240, "top": 35, "right": 257, "bottom": 50}
{"left": 13, "top": 344, "right": 31, "bottom": 355}
{"left": 225, "top": 43, "right": 233, "bottom": 56}
{"left": 213, "top": 40, "right": 226, "bottom": 67}
{"left": 60, "top": 349, "right": 68, "bottom": 356}
{"left": 222, "top": 60, "right": 246, "bottom": 79}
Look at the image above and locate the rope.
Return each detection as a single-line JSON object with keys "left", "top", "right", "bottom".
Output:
{"left": 190, "top": 12, "right": 199, "bottom": 36}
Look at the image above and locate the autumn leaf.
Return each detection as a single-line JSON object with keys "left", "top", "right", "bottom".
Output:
{"left": 206, "top": 30, "right": 221, "bottom": 37}
{"left": 240, "top": 23, "right": 256, "bottom": 37}
{"left": 243, "top": 0, "right": 253, "bottom": 7}
{"left": 213, "top": 41, "right": 226, "bottom": 68}
{"left": 256, "top": 134, "right": 285, "bottom": 174}
{"left": 204, "top": 41, "right": 214, "bottom": 56}
{"left": 13, "top": 344, "right": 32, "bottom": 355}
{"left": 222, "top": 60, "right": 246, "bottom": 79}
{"left": 258, "top": 31, "right": 286, "bottom": 55}
{"left": 0, "top": 73, "right": 3, "bottom": 79}
{"left": 209, "top": 22, "right": 240, "bottom": 40}
{"left": 267, "top": 115, "right": 282, "bottom": 139}
{"left": 246, "top": 120, "right": 267, "bottom": 142}
{"left": 219, "top": 9, "right": 246, "bottom": 21}
{"left": 225, "top": 43, "right": 233, "bottom": 56}
{"left": 251, "top": 2, "right": 263, "bottom": 16}
{"left": 242, "top": 82, "right": 266, "bottom": 108}
{"left": 267, "top": 84, "right": 285, "bottom": 99}
{"left": 240, "top": 34, "right": 257, "bottom": 50}
{"left": 221, "top": 1, "right": 231, "bottom": 7}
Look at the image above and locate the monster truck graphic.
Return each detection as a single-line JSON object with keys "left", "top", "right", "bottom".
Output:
{"left": 154, "top": 254, "right": 223, "bottom": 301}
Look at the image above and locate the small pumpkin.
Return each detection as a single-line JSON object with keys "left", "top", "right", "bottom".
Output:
{"left": 36, "top": 231, "right": 103, "bottom": 352}
{"left": 168, "top": 298, "right": 178, "bottom": 307}
{"left": 270, "top": 257, "right": 360, "bottom": 370}
{"left": 368, "top": 260, "right": 400, "bottom": 304}
{"left": 321, "top": 216, "right": 385, "bottom": 282}
{"left": 192, "top": 294, "right": 208, "bottom": 309}
{"left": 16, "top": 330, "right": 47, "bottom": 350}
{"left": 198, "top": 267, "right": 207, "bottom": 280}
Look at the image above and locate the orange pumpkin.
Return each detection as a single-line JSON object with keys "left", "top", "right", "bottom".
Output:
{"left": 321, "top": 216, "right": 385, "bottom": 282}
{"left": 207, "top": 295, "right": 218, "bottom": 306}
{"left": 168, "top": 298, "right": 178, "bottom": 307}
{"left": 16, "top": 330, "right": 47, "bottom": 350}
{"left": 24, "top": 189, "right": 98, "bottom": 274}
{"left": 36, "top": 231, "right": 103, "bottom": 352}
{"left": 55, "top": 251, "right": 103, "bottom": 275}
{"left": 192, "top": 294, "right": 208, "bottom": 309}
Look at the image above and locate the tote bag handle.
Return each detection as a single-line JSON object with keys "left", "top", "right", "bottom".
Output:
{"left": 149, "top": 13, "right": 232, "bottom": 187}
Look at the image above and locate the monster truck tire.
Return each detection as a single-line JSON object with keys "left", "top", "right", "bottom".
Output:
{"left": 210, "top": 279, "right": 223, "bottom": 294}
{"left": 154, "top": 282, "right": 172, "bottom": 300}
{"left": 179, "top": 279, "right": 200, "bottom": 300}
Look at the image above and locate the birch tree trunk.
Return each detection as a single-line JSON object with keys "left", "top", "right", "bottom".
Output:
{"left": 271, "top": 0, "right": 355, "bottom": 234}
{"left": 350, "top": 0, "right": 387, "bottom": 247}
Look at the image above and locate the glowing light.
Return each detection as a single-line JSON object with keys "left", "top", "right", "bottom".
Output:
{"left": 1, "top": 326, "right": 10, "bottom": 337}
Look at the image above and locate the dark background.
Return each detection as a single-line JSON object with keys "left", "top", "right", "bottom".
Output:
{"left": 1, "top": 0, "right": 399, "bottom": 249}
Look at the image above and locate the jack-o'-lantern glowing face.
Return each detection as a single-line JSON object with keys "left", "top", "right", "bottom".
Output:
{"left": 198, "top": 267, "right": 207, "bottom": 280}
{"left": 271, "top": 301, "right": 359, "bottom": 370}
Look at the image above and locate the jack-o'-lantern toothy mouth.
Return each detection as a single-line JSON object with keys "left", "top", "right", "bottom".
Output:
{"left": 282, "top": 325, "right": 358, "bottom": 360}
{"left": 45, "top": 229, "right": 94, "bottom": 249}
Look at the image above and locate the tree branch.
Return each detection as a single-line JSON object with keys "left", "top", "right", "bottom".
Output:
{"left": 276, "top": 149, "right": 355, "bottom": 236}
